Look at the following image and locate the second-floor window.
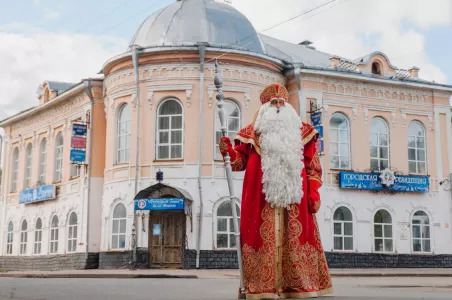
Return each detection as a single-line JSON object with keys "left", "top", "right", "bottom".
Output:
{"left": 370, "top": 117, "right": 389, "bottom": 171}
{"left": 39, "top": 139, "right": 47, "bottom": 184}
{"left": 157, "top": 99, "right": 183, "bottom": 160}
{"left": 214, "top": 100, "right": 241, "bottom": 160}
{"left": 54, "top": 133, "right": 64, "bottom": 182}
{"left": 408, "top": 121, "right": 426, "bottom": 174}
{"left": 329, "top": 113, "right": 351, "bottom": 169}
{"left": 116, "top": 104, "right": 131, "bottom": 164}
{"left": 11, "top": 147, "right": 19, "bottom": 192}
{"left": 24, "top": 143, "right": 33, "bottom": 189}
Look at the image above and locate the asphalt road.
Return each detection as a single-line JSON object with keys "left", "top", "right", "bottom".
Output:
{"left": 0, "top": 277, "right": 451, "bottom": 300}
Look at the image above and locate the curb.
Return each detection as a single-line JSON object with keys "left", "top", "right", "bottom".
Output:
{"left": 0, "top": 274, "right": 198, "bottom": 279}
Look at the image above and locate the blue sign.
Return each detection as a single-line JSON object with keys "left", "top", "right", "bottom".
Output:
{"left": 72, "top": 124, "right": 87, "bottom": 136}
{"left": 19, "top": 185, "right": 56, "bottom": 204}
{"left": 339, "top": 172, "right": 429, "bottom": 193}
{"left": 135, "top": 198, "right": 184, "bottom": 211}
{"left": 315, "top": 125, "right": 323, "bottom": 138}
{"left": 70, "top": 149, "right": 86, "bottom": 162}
{"left": 311, "top": 112, "right": 322, "bottom": 126}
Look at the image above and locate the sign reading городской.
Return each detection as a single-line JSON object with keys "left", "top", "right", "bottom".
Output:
{"left": 339, "top": 170, "right": 429, "bottom": 193}
{"left": 19, "top": 185, "right": 56, "bottom": 204}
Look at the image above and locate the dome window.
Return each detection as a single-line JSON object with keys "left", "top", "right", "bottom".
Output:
{"left": 372, "top": 62, "right": 382, "bottom": 75}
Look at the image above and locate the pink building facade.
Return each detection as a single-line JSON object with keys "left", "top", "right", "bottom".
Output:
{"left": 1, "top": 0, "right": 452, "bottom": 270}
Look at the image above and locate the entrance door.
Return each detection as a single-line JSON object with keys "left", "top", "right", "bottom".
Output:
{"left": 149, "top": 212, "right": 184, "bottom": 266}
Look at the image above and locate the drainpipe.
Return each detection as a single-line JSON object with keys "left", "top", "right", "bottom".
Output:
{"left": 131, "top": 46, "right": 142, "bottom": 266}
{"left": 196, "top": 42, "right": 207, "bottom": 269}
{"left": 83, "top": 79, "right": 95, "bottom": 260}
{"left": 294, "top": 64, "right": 306, "bottom": 122}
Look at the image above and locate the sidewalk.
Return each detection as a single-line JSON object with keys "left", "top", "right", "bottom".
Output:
{"left": 1, "top": 268, "right": 452, "bottom": 279}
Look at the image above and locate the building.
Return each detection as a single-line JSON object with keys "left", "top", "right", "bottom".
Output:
{"left": 1, "top": 0, "right": 452, "bottom": 271}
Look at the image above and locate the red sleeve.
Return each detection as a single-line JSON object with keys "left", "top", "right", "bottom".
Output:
{"left": 219, "top": 138, "right": 249, "bottom": 172}
{"left": 304, "top": 136, "right": 322, "bottom": 214}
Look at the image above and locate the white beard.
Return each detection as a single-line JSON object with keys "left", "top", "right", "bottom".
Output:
{"left": 254, "top": 102, "right": 304, "bottom": 208}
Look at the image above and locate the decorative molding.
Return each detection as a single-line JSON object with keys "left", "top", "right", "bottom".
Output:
{"left": 323, "top": 99, "right": 358, "bottom": 108}
{"left": 352, "top": 107, "right": 358, "bottom": 121}
{"left": 363, "top": 108, "right": 369, "bottom": 124}
{"left": 391, "top": 111, "right": 396, "bottom": 127}
{"left": 400, "top": 109, "right": 433, "bottom": 117}
{"left": 207, "top": 85, "right": 252, "bottom": 108}
{"left": 147, "top": 84, "right": 193, "bottom": 108}
{"left": 362, "top": 104, "right": 397, "bottom": 113}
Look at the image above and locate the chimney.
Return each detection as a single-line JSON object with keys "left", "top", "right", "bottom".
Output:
{"left": 329, "top": 55, "right": 341, "bottom": 69}
{"left": 408, "top": 66, "right": 419, "bottom": 79}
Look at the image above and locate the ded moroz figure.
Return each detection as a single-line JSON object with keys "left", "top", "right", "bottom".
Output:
{"left": 219, "top": 83, "right": 333, "bottom": 299}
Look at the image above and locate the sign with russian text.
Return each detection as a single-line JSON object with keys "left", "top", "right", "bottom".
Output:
{"left": 315, "top": 125, "right": 323, "bottom": 138}
{"left": 19, "top": 185, "right": 56, "bottom": 204}
{"left": 72, "top": 124, "right": 87, "bottom": 136}
{"left": 311, "top": 112, "right": 322, "bottom": 126}
{"left": 316, "top": 139, "right": 324, "bottom": 153}
{"left": 71, "top": 136, "right": 86, "bottom": 149}
{"left": 339, "top": 171, "right": 429, "bottom": 193}
{"left": 70, "top": 149, "right": 86, "bottom": 162}
{"left": 135, "top": 198, "right": 184, "bottom": 211}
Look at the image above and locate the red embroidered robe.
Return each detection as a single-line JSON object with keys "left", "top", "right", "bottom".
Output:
{"left": 220, "top": 122, "right": 333, "bottom": 299}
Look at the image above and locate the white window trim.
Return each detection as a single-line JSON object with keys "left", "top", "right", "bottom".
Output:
{"left": 39, "top": 139, "right": 47, "bottom": 184}
{"left": 49, "top": 216, "right": 59, "bottom": 254}
{"left": 411, "top": 211, "right": 432, "bottom": 254}
{"left": 370, "top": 117, "right": 390, "bottom": 171}
{"left": 24, "top": 144, "right": 33, "bottom": 190}
{"left": 6, "top": 222, "right": 13, "bottom": 255}
{"left": 213, "top": 198, "right": 241, "bottom": 250}
{"left": 67, "top": 213, "right": 78, "bottom": 253}
{"left": 111, "top": 204, "right": 127, "bottom": 250}
{"left": 54, "top": 133, "right": 64, "bottom": 183}
{"left": 332, "top": 206, "right": 355, "bottom": 252}
{"left": 213, "top": 100, "right": 242, "bottom": 160}
{"left": 329, "top": 112, "right": 351, "bottom": 170}
{"left": 116, "top": 104, "right": 131, "bottom": 164}
{"left": 156, "top": 99, "right": 184, "bottom": 160}
{"left": 34, "top": 219, "right": 42, "bottom": 255}
{"left": 407, "top": 121, "right": 427, "bottom": 175}
{"left": 20, "top": 221, "right": 28, "bottom": 255}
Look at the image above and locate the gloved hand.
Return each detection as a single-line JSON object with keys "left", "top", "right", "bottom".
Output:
{"left": 219, "top": 137, "right": 236, "bottom": 161}
{"left": 308, "top": 180, "right": 321, "bottom": 214}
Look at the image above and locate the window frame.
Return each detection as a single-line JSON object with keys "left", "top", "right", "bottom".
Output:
{"left": 20, "top": 220, "right": 28, "bottom": 255}
{"left": 34, "top": 218, "right": 42, "bottom": 255}
{"left": 407, "top": 121, "right": 427, "bottom": 175}
{"left": 214, "top": 100, "right": 242, "bottom": 160}
{"left": 156, "top": 99, "right": 184, "bottom": 160}
{"left": 6, "top": 221, "right": 13, "bottom": 255}
{"left": 111, "top": 203, "right": 127, "bottom": 250}
{"left": 370, "top": 117, "right": 390, "bottom": 171}
{"left": 411, "top": 210, "right": 432, "bottom": 254}
{"left": 329, "top": 112, "right": 351, "bottom": 170}
{"left": 213, "top": 198, "right": 241, "bottom": 250}
{"left": 332, "top": 206, "right": 354, "bottom": 251}
{"left": 39, "top": 139, "right": 47, "bottom": 184}
{"left": 23, "top": 143, "right": 33, "bottom": 189}
{"left": 116, "top": 104, "right": 132, "bottom": 164}
{"left": 10, "top": 147, "right": 19, "bottom": 192}
{"left": 67, "top": 212, "right": 78, "bottom": 253}
{"left": 54, "top": 133, "right": 64, "bottom": 183}
{"left": 49, "top": 215, "right": 59, "bottom": 254}
{"left": 373, "top": 209, "right": 394, "bottom": 253}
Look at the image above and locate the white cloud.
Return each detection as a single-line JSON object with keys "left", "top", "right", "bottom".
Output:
{"left": 0, "top": 25, "right": 128, "bottom": 120}
{"left": 233, "top": 0, "right": 452, "bottom": 84}
{"left": 44, "top": 9, "right": 60, "bottom": 20}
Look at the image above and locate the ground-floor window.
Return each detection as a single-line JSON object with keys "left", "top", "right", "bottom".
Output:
{"left": 374, "top": 209, "right": 393, "bottom": 252}
{"left": 20, "top": 220, "right": 28, "bottom": 255}
{"left": 412, "top": 210, "right": 431, "bottom": 253}
{"left": 214, "top": 198, "right": 240, "bottom": 249}
{"left": 67, "top": 213, "right": 78, "bottom": 252}
{"left": 112, "top": 203, "right": 127, "bottom": 249}
{"left": 34, "top": 218, "right": 42, "bottom": 255}
{"left": 333, "top": 207, "right": 353, "bottom": 251}
{"left": 7, "top": 222, "right": 13, "bottom": 255}
{"left": 49, "top": 215, "right": 59, "bottom": 254}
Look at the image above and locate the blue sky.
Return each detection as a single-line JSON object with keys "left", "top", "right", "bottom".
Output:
{"left": 0, "top": 0, "right": 451, "bottom": 121}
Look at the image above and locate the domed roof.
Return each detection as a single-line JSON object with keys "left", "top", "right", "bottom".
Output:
{"left": 129, "top": 0, "right": 265, "bottom": 54}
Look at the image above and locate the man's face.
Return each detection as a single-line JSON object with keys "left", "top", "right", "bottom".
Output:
{"left": 270, "top": 99, "right": 285, "bottom": 112}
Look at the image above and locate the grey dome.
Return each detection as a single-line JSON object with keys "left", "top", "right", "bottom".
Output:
{"left": 129, "top": 0, "right": 265, "bottom": 54}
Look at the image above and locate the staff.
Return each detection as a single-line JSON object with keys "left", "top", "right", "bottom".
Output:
{"left": 214, "top": 59, "right": 245, "bottom": 299}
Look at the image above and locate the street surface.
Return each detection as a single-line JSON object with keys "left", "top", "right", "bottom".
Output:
{"left": 0, "top": 277, "right": 451, "bottom": 299}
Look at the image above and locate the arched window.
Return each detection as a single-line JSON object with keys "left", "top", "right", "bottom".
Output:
{"left": 20, "top": 220, "right": 28, "bottom": 255}
{"left": 214, "top": 199, "right": 241, "bottom": 249}
{"left": 112, "top": 203, "right": 127, "bottom": 249}
{"left": 214, "top": 100, "right": 241, "bottom": 160}
{"left": 408, "top": 121, "right": 426, "bottom": 174}
{"left": 333, "top": 207, "right": 353, "bottom": 251}
{"left": 24, "top": 143, "right": 33, "bottom": 189}
{"left": 412, "top": 211, "right": 431, "bottom": 253}
{"left": 11, "top": 147, "right": 19, "bottom": 192}
{"left": 6, "top": 221, "right": 13, "bottom": 255}
{"left": 49, "top": 215, "right": 59, "bottom": 254}
{"left": 39, "top": 139, "right": 47, "bottom": 184}
{"left": 67, "top": 212, "right": 78, "bottom": 252}
{"left": 372, "top": 62, "right": 382, "bottom": 75}
{"left": 329, "top": 113, "right": 351, "bottom": 169}
{"left": 374, "top": 210, "right": 393, "bottom": 252}
{"left": 156, "top": 99, "right": 183, "bottom": 160}
{"left": 116, "top": 104, "right": 131, "bottom": 164}
{"left": 370, "top": 117, "right": 389, "bottom": 171}
{"left": 54, "top": 133, "right": 64, "bottom": 182}
{"left": 34, "top": 218, "right": 42, "bottom": 255}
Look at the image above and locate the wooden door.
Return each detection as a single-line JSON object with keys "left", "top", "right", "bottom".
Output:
{"left": 149, "top": 212, "right": 184, "bottom": 266}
